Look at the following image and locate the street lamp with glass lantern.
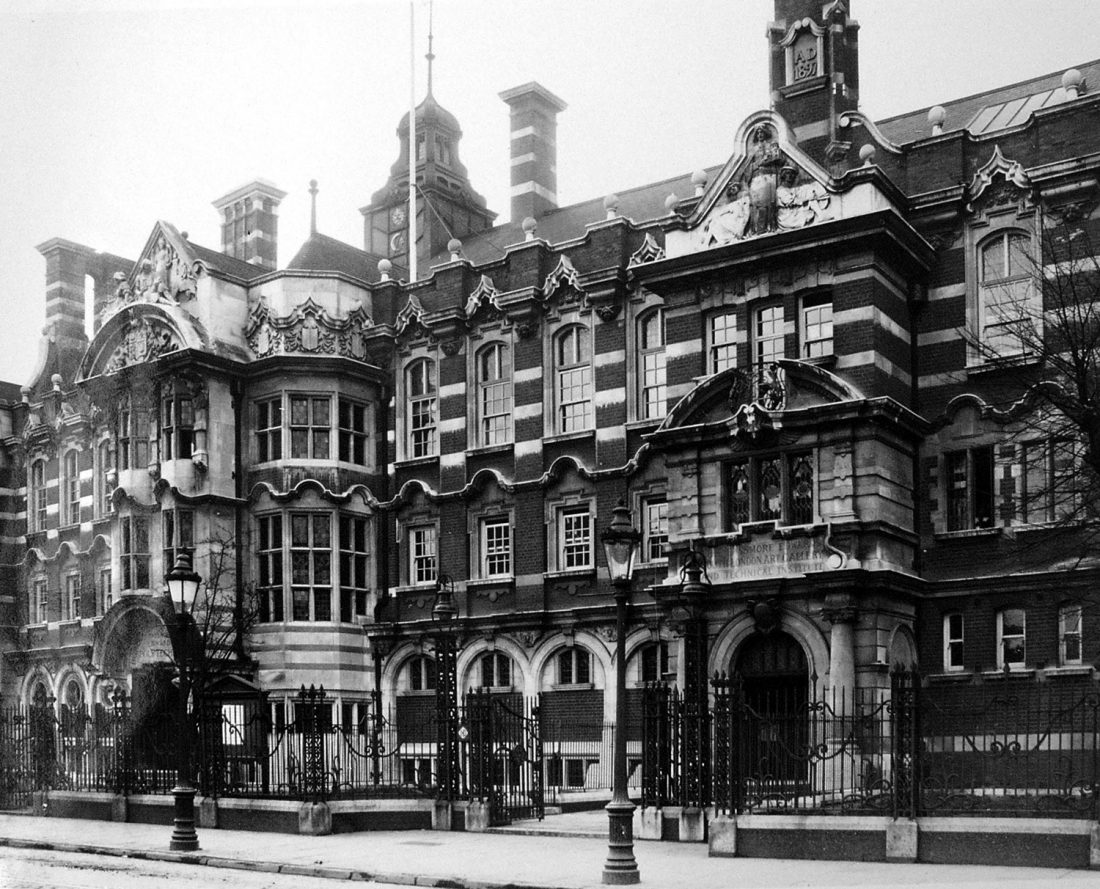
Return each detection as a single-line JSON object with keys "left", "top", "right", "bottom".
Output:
{"left": 164, "top": 548, "right": 202, "bottom": 852}
{"left": 600, "top": 500, "right": 641, "bottom": 885}
{"left": 432, "top": 573, "right": 461, "bottom": 802}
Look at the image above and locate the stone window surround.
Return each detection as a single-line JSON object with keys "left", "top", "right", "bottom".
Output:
{"left": 543, "top": 316, "right": 595, "bottom": 437}
{"left": 964, "top": 203, "right": 1039, "bottom": 369}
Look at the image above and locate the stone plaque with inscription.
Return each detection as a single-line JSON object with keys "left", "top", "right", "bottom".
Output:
{"left": 706, "top": 527, "right": 844, "bottom": 583}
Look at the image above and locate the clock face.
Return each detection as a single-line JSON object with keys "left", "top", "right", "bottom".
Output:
{"left": 390, "top": 205, "right": 407, "bottom": 227}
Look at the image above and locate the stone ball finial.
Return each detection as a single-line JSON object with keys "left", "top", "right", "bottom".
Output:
{"left": 927, "top": 105, "right": 946, "bottom": 135}
{"left": 51, "top": 373, "right": 63, "bottom": 392}
{"left": 603, "top": 194, "right": 620, "bottom": 219}
{"left": 664, "top": 193, "right": 679, "bottom": 212}
{"left": 522, "top": 216, "right": 538, "bottom": 240}
{"left": 180, "top": 231, "right": 189, "bottom": 240}
{"left": 447, "top": 238, "right": 462, "bottom": 259}
{"left": 20, "top": 385, "right": 30, "bottom": 403}
{"left": 858, "top": 144, "right": 876, "bottom": 166}
{"left": 378, "top": 258, "right": 392, "bottom": 281}
{"left": 691, "top": 169, "right": 708, "bottom": 196}
{"left": 1063, "top": 68, "right": 1083, "bottom": 99}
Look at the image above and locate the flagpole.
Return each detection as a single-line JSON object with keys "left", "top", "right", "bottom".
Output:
{"left": 408, "top": 0, "right": 418, "bottom": 283}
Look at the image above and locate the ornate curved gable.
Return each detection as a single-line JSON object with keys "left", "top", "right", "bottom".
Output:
{"left": 658, "top": 111, "right": 903, "bottom": 263}
{"left": 659, "top": 358, "right": 863, "bottom": 432}
{"left": 78, "top": 303, "right": 206, "bottom": 381}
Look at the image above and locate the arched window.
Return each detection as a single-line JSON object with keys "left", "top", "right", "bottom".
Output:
{"left": 477, "top": 651, "right": 513, "bottom": 689}
{"left": 638, "top": 309, "right": 666, "bottom": 420}
{"left": 477, "top": 344, "right": 512, "bottom": 446}
{"left": 406, "top": 655, "right": 437, "bottom": 691}
{"left": 556, "top": 647, "right": 591, "bottom": 686}
{"left": 60, "top": 678, "right": 84, "bottom": 735}
{"left": 30, "top": 681, "right": 50, "bottom": 709}
{"left": 979, "top": 230, "right": 1034, "bottom": 356}
{"left": 639, "top": 641, "right": 670, "bottom": 683}
{"left": 406, "top": 359, "right": 437, "bottom": 458}
{"left": 63, "top": 449, "right": 80, "bottom": 526}
{"left": 30, "top": 459, "right": 47, "bottom": 531}
{"left": 554, "top": 326, "right": 592, "bottom": 433}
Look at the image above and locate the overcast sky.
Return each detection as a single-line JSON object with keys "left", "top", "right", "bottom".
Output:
{"left": 0, "top": 0, "right": 1096, "bottom": 384}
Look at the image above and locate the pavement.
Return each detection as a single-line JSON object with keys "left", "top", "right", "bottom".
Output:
{"left": 0, "top": 811, "right": 1095, "bottom": 889}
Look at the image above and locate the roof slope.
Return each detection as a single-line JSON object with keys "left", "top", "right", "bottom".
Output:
{"left": 429, "top": 165, "right": 723, "bottom": 268}
{"left": 287, "top": 232, "right": 405, "bottom": 282}
{"left": 876, "top": 58, "right": 1100, "bottom": 144}
{"left": 188, "top": 242, "right": 270, "bottom": 281}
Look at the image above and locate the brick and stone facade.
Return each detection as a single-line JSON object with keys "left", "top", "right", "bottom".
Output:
{"left": 1, "top": 0, "right": 1099, "bottom": 778}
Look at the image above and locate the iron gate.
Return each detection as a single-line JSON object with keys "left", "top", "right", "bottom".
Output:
{"left": 467, "top": 690, "right": 543, "bottom": 825}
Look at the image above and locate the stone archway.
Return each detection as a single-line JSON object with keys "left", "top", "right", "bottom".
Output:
{"left": 733, "top": 631, "right": 810, "bottom": 784}
{"left": 734, "top": 630, "right": 809, "bottom": 715}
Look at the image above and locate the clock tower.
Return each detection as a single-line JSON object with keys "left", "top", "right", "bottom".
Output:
{"left": 360, "top": 59, "right": 495, "bottom": 271}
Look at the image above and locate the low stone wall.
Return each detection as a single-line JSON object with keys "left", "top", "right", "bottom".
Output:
{"left": 705, "top": 812, "right": 1100, "bottom": 868}
{"left": 31, "top": 790, "right": 435, "bottom": 835}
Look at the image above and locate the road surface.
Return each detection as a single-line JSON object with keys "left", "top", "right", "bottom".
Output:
{"left": 0, "top": 846, "right": 398, "bottom": 889}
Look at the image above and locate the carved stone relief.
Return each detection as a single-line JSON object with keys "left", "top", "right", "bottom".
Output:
{"left": 700, "top": 126, "right": 832, "bottom": 248}
{"left": 103, "top": 316, "right": 182, "bottom": 373}
{"left": 108, "top": 233, "right": 201, "bottom": 315}
{"left": 246, "top": 298, "right": 373, "bottom": 360}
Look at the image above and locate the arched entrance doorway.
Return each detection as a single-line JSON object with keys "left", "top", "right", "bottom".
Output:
{"left": 734, "top": 631, "right": 810, "bottom": 786}
{"left": 735, "top": 630, "right": 809, "bottom": 713}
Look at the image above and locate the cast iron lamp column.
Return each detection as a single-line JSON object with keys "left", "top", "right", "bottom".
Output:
{"left": 432, "top": 574, "right": 461, "bottom": 802}
{"left": 601, "top": 502, "right": 641, "bottom": 885}
{"left": 165, "top": 549, "right": 202, "bottom": 852}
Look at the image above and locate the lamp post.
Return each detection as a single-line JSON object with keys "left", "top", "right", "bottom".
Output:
{"left": 601, "top": 501, "right": 641, "bottom": 885}
{"left": 675, "top": 547, "right": 711, "bottom": 809}
{"left": 165, "top": 548, "right": 202, "bottom": 852}
{"left": 432, "top": 573, "right": 461, "bottom": 802}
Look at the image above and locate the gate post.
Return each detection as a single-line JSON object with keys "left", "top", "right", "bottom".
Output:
{"left": 887, "top": 667, "right": 919, "bottom": 862}
{"left": 296, "top": 684, "right": 332, "bottom": 836}
{"left": 110, "top": 687, "right": 131, "bottom": 820}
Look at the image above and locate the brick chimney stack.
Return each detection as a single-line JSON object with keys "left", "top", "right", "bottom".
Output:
{"left": 499, "top": 82, "right": 567, "bottom": 224}
{"left": 212, "top": 179, "right": 288, "bottom": 270}
{"left": 36, "top": 239, "right": 94, "bottom": 345}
